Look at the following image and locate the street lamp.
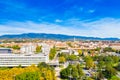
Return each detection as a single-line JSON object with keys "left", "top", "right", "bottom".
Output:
{"left": 69, "top": 68, "right": 72, "bottom": 80}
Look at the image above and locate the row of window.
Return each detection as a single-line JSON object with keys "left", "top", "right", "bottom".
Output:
{"left": 0, "top": 57, "right": 47, "bottom": 66}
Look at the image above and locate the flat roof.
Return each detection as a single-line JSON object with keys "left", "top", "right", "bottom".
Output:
{"left": 0, "top": 47, "right": 11, "bottom": 50}
{"left": 0, "top": 53, "right": 48, "bottom": 57}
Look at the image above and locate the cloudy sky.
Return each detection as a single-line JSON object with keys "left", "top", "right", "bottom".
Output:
{"left": 0, "top": 0, "right": 120, "bottom": 38}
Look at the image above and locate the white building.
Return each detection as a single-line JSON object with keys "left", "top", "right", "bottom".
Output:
{"left": 60, "top": 49, "right": 79, "bottom": 55}
{"left": 20, "top": 43, "right": 36, "bottom": 54}
{"left": 0, "top": 43, "right": 50, "bottom": 67}
{"left": 0, "top": 53, "right": 48, "bottom": 67}
{"left": 60, "top": 49, "right": 72, "bottom": 55}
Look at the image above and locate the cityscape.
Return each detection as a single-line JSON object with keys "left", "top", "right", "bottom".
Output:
{"left": 0, "top": 0, "right": 120, "bottom": 80}
{"left": 0, "top": 39, "right": 119, "bottom": 80}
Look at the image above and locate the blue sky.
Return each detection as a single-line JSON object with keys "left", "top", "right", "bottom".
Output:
{"left": 0, "top": 0, "right": 120, "bottom": 38}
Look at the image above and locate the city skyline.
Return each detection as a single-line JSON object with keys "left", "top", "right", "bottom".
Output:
{"left": 0, "top": 0, "right": 120, "bottom": 38}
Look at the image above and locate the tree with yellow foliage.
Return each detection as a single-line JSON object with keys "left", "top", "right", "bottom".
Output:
{"left": 59, "top": 56, "right": 66, "bottom": 63}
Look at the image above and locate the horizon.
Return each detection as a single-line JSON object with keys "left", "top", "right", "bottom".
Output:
{"left": 0, "top": 32, "right": 120, "bottom": 39}
{"left": 0, "top": 0, "right": 120, "bottom": 38}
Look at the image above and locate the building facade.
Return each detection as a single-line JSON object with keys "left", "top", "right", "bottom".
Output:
{"left": 0, "top": 48, "right": 12, "bottom": 54}
{"left": 0, "top": 54, "right": 48, "bottom": 67}
{"left": 0, "top": 43, "right": 50, "bottom": 67}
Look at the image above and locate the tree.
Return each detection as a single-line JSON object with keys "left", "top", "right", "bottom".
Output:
{"left": 95, "top": 47, "right": 101, "bottom": 52}
{"left": 85, "top": 77, "right": 94, "bottom": 80}
{"left": 110, "top": 76, "right": 120, "bottom": 80}
{"left": 15, "top": 72, "right": 39, "bottom": 80}
{"left": 36, "top": 45, "right": 42, "bottom": 53}
{"left": 97, "top": 71, "right": 104, "bottom": 80}
{"left": 49, "top": 47, "right": 56, "bottom": 60}
{"left": 37, "top": 62, "right": 52, "bottom": 70}
{"left": 59, "top": 56, "right": 66, "bottom": 63}
{"left": 60, "top": 68, "right": 68, "bottom": 79}
{"left": 78, "top": 49, "right": 83, "bottom": 56}
{"left": 111, "top": 56, "right": 119, "bottom": 63}
{"left": 97, "top": 61, "right": 105, "bottom": 69}
{"left": 104, "top": 56, "right": 113, "bottom": 66}
{"left": 103, "top": 65, "right": 117, "bottom": 78}
{"left": 67, "top": 54, "right": 78, "bottom": 61}
{"left": 60, "top": 64, "right": 84, "bottom": 80}
{"left": 77, "top": 64, "right": 84, "bottom": 79}
{"left": 12, "top": 45, "right": 20, "bottom": 50}
{"left": 72, "top": 66, "right": 78, "bottom": 79}
{"left": 103, "top": 47, "right": 113, "bottom": 52}
{"left": 0, "top": 64, "right": 56, "bottom": 80}
{"left": 84, "top": 56, "right": 94, "bottom": 69}
{"left": 117, "top": 63, "right": 120, "bottom": 71}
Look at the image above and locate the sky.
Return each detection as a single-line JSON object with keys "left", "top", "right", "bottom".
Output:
{"left": 0, "top": 0, "right": 120, "bottom": 38}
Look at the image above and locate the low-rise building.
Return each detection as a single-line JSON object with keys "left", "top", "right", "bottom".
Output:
{"left": 0, "top": 43, "right": 50, "bottom": 67}
{"left": 0, "top": 48, "right": 12, "bottom": 54}
{"left": 0, "top": 53, "right": 48, "bottom": 67}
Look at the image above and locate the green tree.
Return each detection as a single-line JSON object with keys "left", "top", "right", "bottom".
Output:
{"left": 111, "top": 56, "right": 119, "bottom": 63}
{"left": 117, "top": 63, "right": 120, "bottom": 71}
{"left": 97, "top": 61, "right": 105, "bottom": 69}
{"left": 36, "top": 46, "right": 42, "bottom": 53}
{"left": 60, "top": 64, "right": 84, "bottom": 79}
{"left": 84, "top": 56, "right": 94, "bottom": 69}
{"left": 97, "top": 71, "right": 104, "bottom": 80}
{"left": 12, "top": 45, "right": 20, "bottom": 50}
{"left": 103, "top": 65, "right": 117, "bottom": 78}
{"left": 95, "top": 47, "right": 101, "bottom": 52}
{"left": 67, "top": 54, "right": 78, "bottom": 61}
{"left": 49, "top": 47, "right": 57, "bottom": 60}
{"left": 103, "top": 47, "right": 113, "bottom": 52}
{"left": 110, "top": 76, "right": 120, "bottom": 80}
{"left": 37, "top": 62, "right": 52, "bottom": 70}
{"left": 104, "top": 56, "right": 114, "bottom": 67}
{"left": 77, "top": 64, "right": 84, "bottom": 79}
{"left": 72, "top": 66, "right": 78, "bottom": 78}
{"left": 85, "top": 77, "right": 94, "bottom": 80}
{"left": 60, "top": 68, "right": 68, "bottom": 79}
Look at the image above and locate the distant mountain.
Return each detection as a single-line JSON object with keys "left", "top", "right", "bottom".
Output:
{"left": 0, "top": 33, "right": 119, "bottom": 41}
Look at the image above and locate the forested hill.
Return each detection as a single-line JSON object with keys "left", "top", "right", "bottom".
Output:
{"left": 0, "top": 33, "right": 119, "bottom": 41}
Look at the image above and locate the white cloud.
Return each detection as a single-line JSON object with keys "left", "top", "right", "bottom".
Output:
{"left": 0, "top": 18, "right": 120, "bottom": 38}
{"left": 55, "top": 19, "right": 63, "bottom": 23}
{"left": 79, "top": 18, "right": 120, "bottom": 38}
{"left": 88, "top": 9, "right": 95, "bottom": 13}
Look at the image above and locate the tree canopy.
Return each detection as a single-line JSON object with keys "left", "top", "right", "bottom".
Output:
{"left": 60, "top": 64, "right": 84, "bottom": 79}
{"left": 49, "top": 47, "right": 57, "bottom": 60}
{"left": 0, "top": 63, "right": 56, "bottom": 80}
{"left": 36, "top": 45, "right": 42, "bottom": 53}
